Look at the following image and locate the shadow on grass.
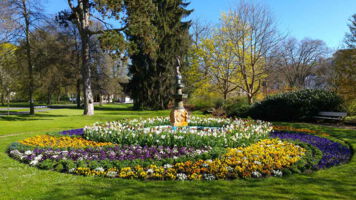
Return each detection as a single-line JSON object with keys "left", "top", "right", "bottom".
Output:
{"left": 47, "top": 104, "right": 135, "bottom": 111}
{"left": 94, "top": 106, "right": 134, "bottom": 111}
{"left": 102, "top": 111, "right": 169, "bottom": 116}
{"left": 0, "top": 113, "right": 69, "bottom": 121}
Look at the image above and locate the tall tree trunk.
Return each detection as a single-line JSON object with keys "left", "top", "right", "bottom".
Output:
{"left": 81, "top": 28, "right": 94, "bottom": 115}
{"left": 47, "top": 93, "right": 51, "bottom": 105}
{"left": 76, "top": 0, "right": 94, "bottom": 115}
{"left": 7, "top": 94, "right": 10, "bottom": 115}
{"left": 76, "top": 79, "right": 81, "bottom": 108}
{"left": 1, "top": 93, "right": 4, "bottom": 106}
{"left": 68, "top": 0, "right": 94, "bottom": 115}
{"left": 99, "top": 94, "right": 103, "bottom": 106}
{"left": 23, "top": 0, "right": 34, "bottom": 115}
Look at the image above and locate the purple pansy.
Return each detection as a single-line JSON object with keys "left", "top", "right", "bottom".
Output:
{"left": 14, "top": 145, "right": 211, "bottom": 162}
{"left": 60, "top": 129, "right": 84, "bottom": 136}
{"left": 270, "top": 131, "right": 352, "bottom": 169}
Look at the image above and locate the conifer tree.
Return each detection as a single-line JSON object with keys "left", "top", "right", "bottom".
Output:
{"left": 344, "top": 14, "right": 356, "bottom": 49}
{"left": 126, "top": 0, "right": 192, "bottom": 110}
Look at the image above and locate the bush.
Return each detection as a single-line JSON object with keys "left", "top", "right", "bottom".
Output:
{"left": 188, "top": 96, "right": 224, "bottom": 112}
{"left": 345, "top": 99, "right": 356, "bottom": 115}
{"left": 245, "top": 89, "right": 343, "bottom": 121}
{"left": 223, "top": 97, "right": 250, "bottom": 117}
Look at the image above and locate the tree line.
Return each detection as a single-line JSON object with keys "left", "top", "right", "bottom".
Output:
{"left": 0, "top": 0, "right": 190, "bottom": 115}
{"left": 184, "top": 2, "right": 355, "bottom": 109}
{"left": 0, "top": 0, "right": 355, "bottom": 115}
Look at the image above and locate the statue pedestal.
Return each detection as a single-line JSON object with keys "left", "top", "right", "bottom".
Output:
{"left": 170, "top": 108, "right": 188, "bottom": 127}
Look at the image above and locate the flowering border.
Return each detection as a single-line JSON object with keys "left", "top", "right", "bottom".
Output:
{"left": 7, "top": 119, "right": 352, "bottom": 181}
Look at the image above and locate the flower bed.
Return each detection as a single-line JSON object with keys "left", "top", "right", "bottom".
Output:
{"left": 273, "top": 126, "right": 330, "bottom": 136}
{"left": 10, "top": 145, "right": 211, "bottom": 162}
{"left": 271, "top": 131, "right": 352, "bottom": 169}
{"left": 9, "top": 139, "right": 308, "bottom": 180}
{"left": 83, "top": 117, "right": 273, "bottom": 148}
{"left": 60, "top": 128, "right": 84, "bottom": 136}
{"left": 7, "top": 117, "right": 352, "bottom": 181}
{"left": 72, "top": 139, "right": 307, "bottom": 180}
{"left": 19, "top": 135, "right": 113, "bottom": 148}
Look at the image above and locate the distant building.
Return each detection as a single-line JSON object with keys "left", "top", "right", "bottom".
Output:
{"left": 119, "top": 96, "right": 133, "bottom": 104}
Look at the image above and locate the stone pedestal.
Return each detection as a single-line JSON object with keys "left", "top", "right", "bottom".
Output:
{"left": 170, "top": 108, "right": 188, "bottom": 127}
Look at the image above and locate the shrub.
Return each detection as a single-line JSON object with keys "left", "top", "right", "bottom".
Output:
{"left": 345, "top": 99, "right": 356, "bottom": 115}
{"left": 245, "top": 89, "right": 343, "bottom": 121}
{"left": 188, "top": 96, "right": 224, "bottom": 112}
{"left": 223, "top": 97, "right": 250, "bottom": 117}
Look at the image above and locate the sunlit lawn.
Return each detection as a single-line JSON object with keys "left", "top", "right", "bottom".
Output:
{"left": 0, "top": 104, "right": 355, "bottom": 200}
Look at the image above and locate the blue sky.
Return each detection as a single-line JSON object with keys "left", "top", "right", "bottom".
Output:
{"left": 44, "top": 0, "right": 355, "bottom": 49}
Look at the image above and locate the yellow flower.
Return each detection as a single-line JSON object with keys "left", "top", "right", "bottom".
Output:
{"left": 20, "top": 135, "right": 113, "bottom": 148}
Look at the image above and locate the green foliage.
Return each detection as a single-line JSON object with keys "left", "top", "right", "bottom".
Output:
{"left": 223, "top": 97, "right": 250, "bottom": 117}
{"left": 346, "top": 99, "right": 356, "bottom": 115}
{"left": 344, "top": 14, "right": 356, "bottom": 49}
{"left": 245, "top": 89, "right": 343, "bottom": 121}
{"left": 54, "top": 163, "right": 65, "bottom": 172}
{"left": 60, "top": 160, "right": 77, "bottom": 171}
{"left": 38, "top": 159, "right": 57, "bottom": 170}
{"left": 8, "top": 142, "right": 34, "bottom": 152}
{"left": 188, "top": 95, "right": 223, "bottom": 111}
{"left": 88, "top": 161, "right": 101, "bottom": 170}
{"left": 289, "top": 141, "right": 323, "bottom": 171}
{"left": 332, "top": 49, "right": 356, "bottom": 102}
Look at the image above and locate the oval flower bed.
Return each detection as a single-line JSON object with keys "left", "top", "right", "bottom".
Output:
{"left": 7, "top": 117, "right": 352, "bottom": 181}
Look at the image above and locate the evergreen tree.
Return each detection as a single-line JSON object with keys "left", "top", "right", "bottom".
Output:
{"left": 126, "top": 0, "right": 192, "bottom": 110}
{"left": 344, "top": 14, "right": 356, "bottom": 49}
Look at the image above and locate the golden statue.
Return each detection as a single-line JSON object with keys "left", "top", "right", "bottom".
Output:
{"left": 170, "top": 109, "right": 188, "bottom": 127}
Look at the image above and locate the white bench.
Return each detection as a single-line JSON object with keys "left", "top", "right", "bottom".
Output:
{"left": 314, "top": 111, "right": 347, "bottom": 121}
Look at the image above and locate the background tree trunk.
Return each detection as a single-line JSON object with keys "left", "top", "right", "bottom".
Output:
{"left": 81, "top": 33, "right": 94, "bottom": 115}
{"left": 76, "top": 78, "right": 81, "bottom": 108}
{"left": 99, "top": 94, "right": 103, "bottom": 106}
{"left": 23, "top": 0, "right": 35, "bottom": 115}
{"left": 1, "top": 93, "right": 4, "bottom": 106}
{"left": 47, "top": 93, "right": 51, "bottom": 105}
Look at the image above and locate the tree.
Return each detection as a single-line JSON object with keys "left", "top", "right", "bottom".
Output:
{"left": 223, "top": 1, "right": 282, "bottom": 104}
{"left": 0, "top": 43, "right": 18, "bottom": 106}
{"left": 332, "top": 49, "right": 356, "bottom": 102}
{"left": 66, "top": 0, "right": 126, "bottom": 115}
{"left": 56, "top": 11, "right": 82, "bottom": 108}
{"left": 126, "top": 0, "right": 192, "bottom": 110}
{"left": 0, "top": 1, "right": 17, "bottom": 42}
{"left": 0, "top": 0, "right": 45, "bottom": 114}
{"left": 274, "top": 38, "right": 328, "bottom": 89}
{"left": 197, "top": 28, "right": 240, "bottom": 100}
{"left": 344, "top": 14, "right": 356, "bottom": 49}
{"left": 183, "top": 19, "right": 211, "bottom": 95}
{"left": 28, "top": 25, "right": 80, "bottom": 105}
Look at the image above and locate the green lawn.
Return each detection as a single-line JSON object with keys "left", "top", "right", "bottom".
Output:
{"left": 0, "top": 104, "right": 355, "bottom": 200}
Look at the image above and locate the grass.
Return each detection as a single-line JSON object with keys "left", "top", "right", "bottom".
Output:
{"left": 0, "top": 104, "right": 355, "bottom": 200}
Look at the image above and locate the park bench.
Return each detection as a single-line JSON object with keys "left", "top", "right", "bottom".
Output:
{"left": 314, "top": 111, "right": 347, "bottom": 121}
